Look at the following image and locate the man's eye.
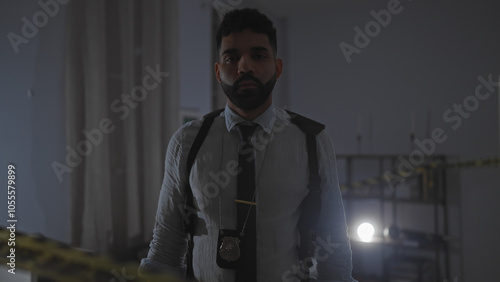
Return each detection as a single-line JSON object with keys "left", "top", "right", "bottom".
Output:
{"left": 225, "top": 56, "right": 236, "bottom": 62}
{"left": 254, "top": 54, "right": 267, "bottom": 59}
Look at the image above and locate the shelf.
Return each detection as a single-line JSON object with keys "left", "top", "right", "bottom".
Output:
{"left": 342, "top": 195, "right": 445, "bottom": 205}
{"left": 339, "top": 154, "right": 453, "bottom": 281}
{"left": 350, "top": 236, "right": 447, "bottom": 251}
{"left": 336, "top": 154, "right": 450, "bottom": 159}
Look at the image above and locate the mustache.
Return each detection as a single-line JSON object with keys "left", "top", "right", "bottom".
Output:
{"left": 233, "top": 74, "right": 262, "bottom": 88}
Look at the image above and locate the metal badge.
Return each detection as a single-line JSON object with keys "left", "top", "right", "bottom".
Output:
{"left": 219, "top": 236, "right": 241, "bottom": 262}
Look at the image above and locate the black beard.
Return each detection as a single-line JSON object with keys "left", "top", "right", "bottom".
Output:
{"left": 220, "top": 73, "right": 277, "bottom": 111}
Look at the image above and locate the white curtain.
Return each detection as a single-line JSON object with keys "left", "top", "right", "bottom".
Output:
{"left": 64, "top": 0, "right": 179, "bottom": 259}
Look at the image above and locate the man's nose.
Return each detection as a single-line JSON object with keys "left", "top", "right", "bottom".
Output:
{"left": 237, "top": 56, "right": 255, "bottom": 75}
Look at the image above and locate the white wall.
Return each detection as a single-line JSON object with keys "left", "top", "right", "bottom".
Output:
{"left": 460, "top": 168, "right": 500, "bottom": 281}
{"left": 286, "top": 0, "right": 500, "bottom": 281}
{"left": 287, "top": 1, "right": 499, "bottom": 156}
{"left": 178, "top": 0, "right": 213, "bottom": 114}
{"left": 1, "top": 0, "right": 70, "bottom": 243}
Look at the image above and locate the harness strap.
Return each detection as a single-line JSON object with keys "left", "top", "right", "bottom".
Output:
{"left": 184, "top": 108, "right": 325, "bottom": 281}
{"left": 286, "top": 110, "right": 325, "bottom": 273}
{"left": 184, "top": 109, "right": 224, "bottom": 280}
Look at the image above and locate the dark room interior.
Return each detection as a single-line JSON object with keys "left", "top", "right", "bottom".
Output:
{"left": 1, "top": 0, "right": 499, "bottom": 281}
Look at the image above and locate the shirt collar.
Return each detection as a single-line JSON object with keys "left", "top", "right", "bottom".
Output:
{"left": 224, "top": 103, "right": 277, "bottom": 134}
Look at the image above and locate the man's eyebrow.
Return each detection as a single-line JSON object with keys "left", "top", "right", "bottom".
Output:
{"left": 222, "top": 48, "right": 238, "bottom": 55}
{"left": 251, "top": 46, "right": 270, "bottom": 53}
{"left": 221, "top": 46, "right": 271, "bottom": 56}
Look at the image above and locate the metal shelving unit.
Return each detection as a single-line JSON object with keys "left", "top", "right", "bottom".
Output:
{"left": 337, "top": 154, "right": 459, "bottom": 282}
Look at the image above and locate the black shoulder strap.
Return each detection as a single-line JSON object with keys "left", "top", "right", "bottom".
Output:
{"left": 285, "top": 110, "right": 324, "bottom": 189}
{"left": 286, "top": 110, "right": 325, "bottom": 268}
{"left": 285, "top": 110, "right": 325, "bottom": 135}
{"left": 184, "top": 108, "right": 224, "bottom": 234}
{"left": 186, "top": 109, "right": 225, "bottom": 176}
{"left": 184, "top": 108, "right": 223, "bottom": 280}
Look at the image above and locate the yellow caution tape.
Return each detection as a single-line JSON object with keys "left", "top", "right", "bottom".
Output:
{"left": 0, "top": 227, "right": 184, "bottom": 282}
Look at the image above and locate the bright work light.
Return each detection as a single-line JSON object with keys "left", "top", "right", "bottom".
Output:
{"left": 357, "top": 222, "right": 375, "bottom": 242}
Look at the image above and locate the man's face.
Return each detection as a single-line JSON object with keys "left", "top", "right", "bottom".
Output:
{"left": 215, "top": 29, "right": 282, "bottom": 112}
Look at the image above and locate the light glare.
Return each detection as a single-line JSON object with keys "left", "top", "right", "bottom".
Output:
{"left": 357, "top": 222, "right": 375, "bottom": 242}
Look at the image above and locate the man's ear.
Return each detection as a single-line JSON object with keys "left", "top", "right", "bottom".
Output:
{"left": 275, "top": 58, "right": 283, "bottom": 79}
{"left": 214, "top": 62, "right": 221, "bottom": 82}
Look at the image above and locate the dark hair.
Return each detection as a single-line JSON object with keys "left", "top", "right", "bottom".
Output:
{"left": 216, "top": 8, "right": 277, "bottom": 57}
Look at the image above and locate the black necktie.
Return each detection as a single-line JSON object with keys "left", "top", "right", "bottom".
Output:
{"left": 235, "top": 123, "right": 258, "bottom": 282}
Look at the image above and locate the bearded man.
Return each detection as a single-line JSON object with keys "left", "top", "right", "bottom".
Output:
{"left": 140, "top": 8, "right": 357, "bottom": 282}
